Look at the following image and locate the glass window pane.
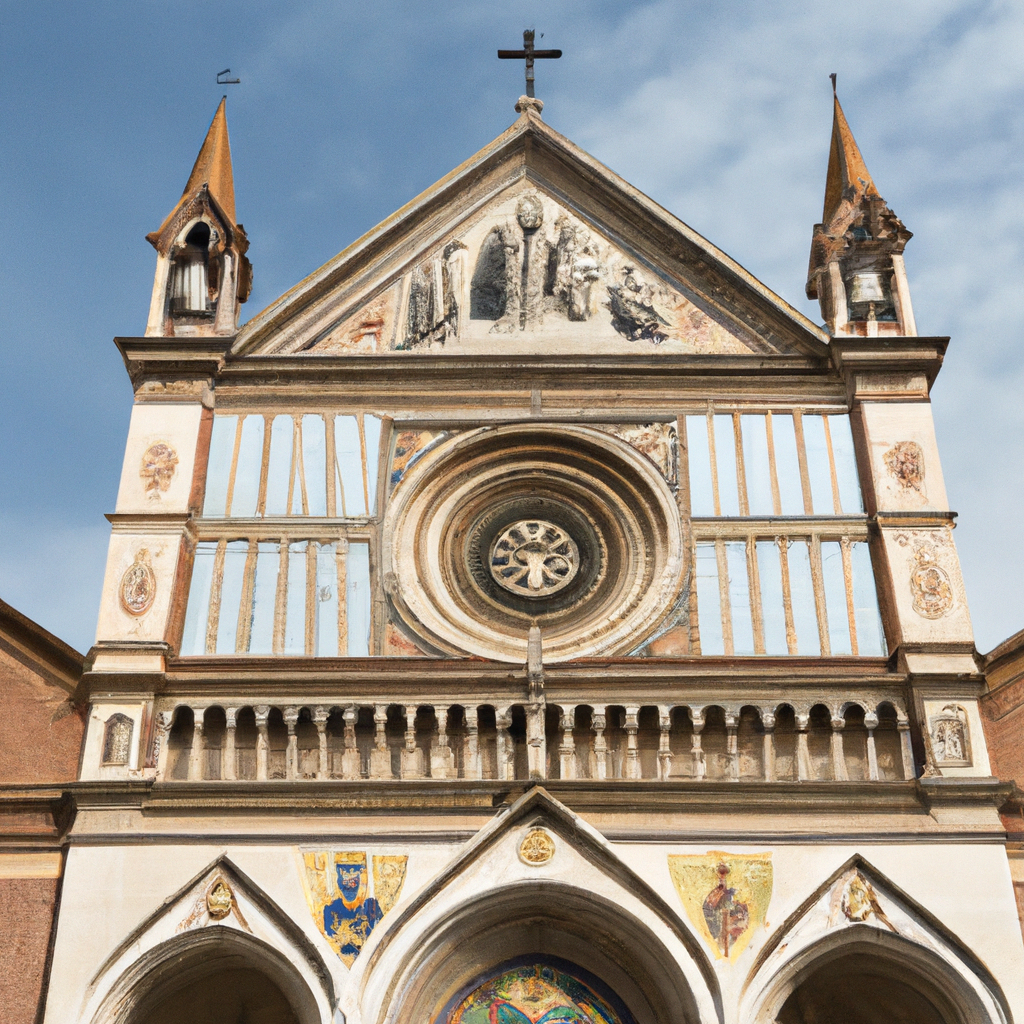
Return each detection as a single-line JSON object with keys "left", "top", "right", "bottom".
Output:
{"left": 803, "top": 414, "right": 834, "bottom": 515}
{"left": 335, "top": 416, "right": 367, "bottom": 517}
{"left": 695, "top": 543, "right": 723, "bottom": 655}
{"left": 756, "top": 541, "right": 788, "bottom": 655}
{"left": 364, "top": 415, "right": 383, "bottom": 515}
{"left": 787, "top": 540, "right": 821, "bottom": 655}
{"left": 828, "top": 415, "right": 864, "bottom": 514}
{"left": 852, "top": 541, "right": 887, "bottom": 655}
{"left": 248, "top": 541, "right": 280, "bottom": 655}
{"left": 265, "top": 415, "right": 293, "bottom": 516}
{"left": 284, "top": 541, "right": 307, "bottom": 654}
{"left": 821, "top": 541, "right": 852, "bottom": 655}
{"left": 231, "top": 415, "right": 264, "bottom": 517}
{"left": 203, "top": 416, "right": 237, "bottom": 517}
{"left": 713, "top": 415, "right": 740, "bottom": 516}
{"left": 741, "top": 415, "right": 773, "bottom": 516}
{"left": 771, "top": 414, "right": 804, "bottom": 515}
{"left": 346, "top": 541, "right": 372, "bottom": 656}
{"left": 316, "top": 542, "right": 340, "bottom": 656}
{"left": 301, "top": 414, "right": 328, "bottom": 517}
{"left": 216, "top": 541, "right": 249, "bottom": 654}
{"left": 686, "top": 416, "right": 715, "bottom": 516}
{"left": 726, "top": 541, "right": 754, "bottom": 655}
{"left": 181, "top": 541, "right": 217, "bottom": 654}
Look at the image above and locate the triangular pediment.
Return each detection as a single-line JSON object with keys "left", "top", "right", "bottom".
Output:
{"left": 233, "top": 110, "right": 828, "bottom": 360}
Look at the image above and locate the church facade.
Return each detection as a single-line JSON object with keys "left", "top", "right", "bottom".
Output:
{"left": 34, "top": 90, "right": 1024, "bottom": 1024}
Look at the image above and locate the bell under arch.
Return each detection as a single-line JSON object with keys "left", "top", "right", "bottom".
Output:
{"left": 367, "top": 881, "right": 704, "bottom": 1024}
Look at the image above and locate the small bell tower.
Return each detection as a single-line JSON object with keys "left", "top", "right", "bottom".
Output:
{"left": 144, "top": 98, "right": 251, "bottom": 337}
{"left": 806, "top": 79, "right": 915, "bottom": 337}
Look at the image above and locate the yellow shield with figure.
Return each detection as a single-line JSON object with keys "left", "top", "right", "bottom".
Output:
{"left": 301, "top": 850, "right": 408, "bottom": 966}
{"left": 668, "top": 851, "right": 772, "bottom": 962}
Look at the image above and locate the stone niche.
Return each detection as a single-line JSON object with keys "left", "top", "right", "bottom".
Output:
{"left": 383, "top": 424, "right": 684, "bottom": 662}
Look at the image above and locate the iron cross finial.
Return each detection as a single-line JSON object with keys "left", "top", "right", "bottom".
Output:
{"left": 498, "top": 29, "right": 562, "bottom": 99}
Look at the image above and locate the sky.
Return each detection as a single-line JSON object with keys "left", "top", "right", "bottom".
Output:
{"left": 0, "top": 0, "right": 1021, "bottom": 655}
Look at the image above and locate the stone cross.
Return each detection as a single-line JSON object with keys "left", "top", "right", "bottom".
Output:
{"left": 498, "top": 29, "right": 561, "bottom": 99}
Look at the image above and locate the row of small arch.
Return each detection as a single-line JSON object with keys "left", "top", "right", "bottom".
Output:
{"left": 155, "top": 699, "right": 912, "bottom": 783}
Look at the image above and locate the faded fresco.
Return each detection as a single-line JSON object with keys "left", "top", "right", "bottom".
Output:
{"left": 297, "top": 189, "right": 762, "bottom": 356}
{"left": 668, "top": 852, "right": 772, "bottom": 961}
{"left": 301, "top": 851, "right": 407, "bottom": 965}
{"left": 445, "top": 963, "right": 629, "bottom": 1024}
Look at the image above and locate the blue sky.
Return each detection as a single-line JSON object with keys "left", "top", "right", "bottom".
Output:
{"left": 1, "top": 0, "right": 1021, "bottom": 654}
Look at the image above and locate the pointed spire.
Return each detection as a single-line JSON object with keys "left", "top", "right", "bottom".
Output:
{"left": 822, "top": 78, "right": 879, "bottom": 225}
{"left": 181, "top": 96, "right": 236, "bottom": 225}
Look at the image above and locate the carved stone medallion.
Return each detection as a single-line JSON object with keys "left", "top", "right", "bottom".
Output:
{"left": 119, "top": 550, "right": 156, "bottom": 616}
{"left": 490, "top": 520, "right": 579, "bottom": 597}
{"left": 883, "top": 441, "right": 924, "bottom": 492}
{"left": 518, "top": 828, "right": 556, "bottom": 865}
{"left": 140, "top": 442, "right": 179, "bottom": 496}
{"left": 206, "top": 881, "right": 233, "bottom": 919}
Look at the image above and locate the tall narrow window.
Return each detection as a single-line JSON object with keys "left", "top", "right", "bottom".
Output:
{"left": 170, "top": 222, "right": 211, "bottom": 313}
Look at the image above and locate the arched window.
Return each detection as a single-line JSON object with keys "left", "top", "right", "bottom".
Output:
{"left": 102, "top": 713, "right": 134, "bottom": 766}
{"left": 170, "top": 222, "right": 212, "bottom": 313}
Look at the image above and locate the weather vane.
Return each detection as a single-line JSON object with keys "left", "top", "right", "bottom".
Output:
{"left": 498, "top": 30, "right": 561, "bottom": 99}
{"left": 217, "top": 69, "right": 240, "bottom": 85}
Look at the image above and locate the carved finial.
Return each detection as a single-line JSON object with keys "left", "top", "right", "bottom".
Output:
{"left": 830, "top": 72, "right": 837, "bottom": 94}
{"left": 514, "top": 95, "right": 545, "bottom": 118}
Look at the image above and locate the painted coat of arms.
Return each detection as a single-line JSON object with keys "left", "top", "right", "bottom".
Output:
{"left": 668, "top": 851, "right": 772, "bottom": 961}
{"left": 301, "top": 851, "right": 407, "bottom": 966}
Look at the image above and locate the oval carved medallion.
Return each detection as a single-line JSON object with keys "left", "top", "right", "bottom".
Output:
{"left": 490, "top": 520, "right": 579, "bottom": 597}
{"left": 120, "top": 550, "right": 156, "bottom": 616}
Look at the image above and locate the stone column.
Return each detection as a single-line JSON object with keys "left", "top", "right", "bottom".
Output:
{"left": 624, "top": 706, "right": 641, "bottom": 780}
{"left": 795, "top": 712, "right": 811, "bottom": 781}
{"left": 254, "top": 705, "right": 270, "bottom": 782}
{"left": 187, "top": 709, "right": 205, "bottom": 781}
{"left": 284, "top": 707, "right": 299, "bottom": 780}
{"left": 725, "top": 711, "right": 739, "bottom": 781}
{"left": 761, "top": 711, "right": 776, "bottom": 782}
{"left": 527, "top": 703, "right": 546, "bottom": 780}
{"left": 658, "top": 709, "right": 673, "bottom": 781}
{"left": 463, "top": 706, "right": 481, "bottom": 781}
{"left": 314, "top": 707, "right": 329, "bottom": 780}
{"left": 865, "top": 711, "right": 880, "bottom": 781}
{"left": 431, "top": 706, "right": 454, "bottom": 780}
{"left": 154, "top": 710, "right": 174, "bottom": 780}
{"left": 223, "top": 708, "right": 237, "bottom": 781}
{"left": 691, "top": 710, "right": 706, "bottom": 781}
{"left": 831, "top": 714, "right": 848, "bottom": 781}
{"left": 559, "top": 708, "right": 576, "bottom": 780}
{"left": 898, "top": 713, "right": 916, "bottom": 781}
{"left": 401, "top": 706, "right": 423, "bottom": 779}
{"left": 592, "top": 711, "right": 608, "bottom": 780}
{"left": 342, "top": 706, "right": 361, "bottom": 780}
{"left": 370, "top": 705, "right": 391, "bottom": 780}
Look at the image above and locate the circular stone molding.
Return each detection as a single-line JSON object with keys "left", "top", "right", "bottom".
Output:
{"left": 383, "top": 424, "right": 684, "bottom": 663}
{"left": 518, "top": 828, "right": 556, "bottom": 865}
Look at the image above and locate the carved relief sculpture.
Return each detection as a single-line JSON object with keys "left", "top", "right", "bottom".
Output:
{"left": 895, "top": 532, "right": 955, "bottom": 619}
{"left": 518, "top": 828, "right": 557, "bottom": 865}
{"left": 140, "top": 442, "right": 179, "bottom": 496}
{"left": 120, "top": 549, "right": 157, "bottom": 616}
{"left": 883, "top": 440, "right": 924, "bottom": 493}
{"left": 930, "top": 704, "right": 971, "bottom": 766}
{"left": 490, "top": 521, "right": 580, "bottom": 597}
{"left": 102, "top": 713, "right": 134, "bottom": 765}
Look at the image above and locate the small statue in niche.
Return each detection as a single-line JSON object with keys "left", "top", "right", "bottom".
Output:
{"left": 883, "top": 440, "right": 924, "bottom": 493}
{"left": 102, "top": 713, "right": 134, "bottom": 765}
{"left": 400, "top": 241, "right": 468, "bottom": 349}
{"left": 550, "top": 215, "right": 602, "bottom": 321}
{"left": 140, "top": 442, "right": 179, "bottom": 497}
{"left": 607, "top": 265, "right": 670, "bottom": 342}
{"left": 931, "top": 704, "right": 970, "bottom": 765}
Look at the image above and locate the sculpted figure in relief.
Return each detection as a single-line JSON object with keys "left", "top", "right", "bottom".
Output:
{"left": 931, "top": 704, "right": 970, "bottom": 765}
{"left": 883, "top": 440, "right": 924, "bottom": 493}
{"left": 140, "top": 442, "right": 178, "bottom": 497}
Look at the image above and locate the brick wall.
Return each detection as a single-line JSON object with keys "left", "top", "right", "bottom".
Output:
{"left": 0, "top": 876, "right": 61, "bottom": 1024}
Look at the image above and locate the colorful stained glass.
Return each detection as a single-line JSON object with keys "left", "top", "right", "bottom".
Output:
{"left": 445, "top": 963, "right": 629, "bottom": 1024}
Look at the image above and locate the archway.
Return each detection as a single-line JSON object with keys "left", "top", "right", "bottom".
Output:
{"left": 750, "top": 932, "right": 1003, "bottom": 1024}
{"left": 92, "top": 929, "right": 323, "bottom": 1024}
{"left": 369, "top": 881, "right": 706, "bottom": 1024}
{"left": 776, "top": 951, "right": 949, "bottom": 1024}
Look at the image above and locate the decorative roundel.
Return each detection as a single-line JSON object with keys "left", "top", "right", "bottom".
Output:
{"left": 490, "top": 520, "right": 579, "bottom": 598}
{"left": 383, "top": 424, "right": 684, "bottom": 663}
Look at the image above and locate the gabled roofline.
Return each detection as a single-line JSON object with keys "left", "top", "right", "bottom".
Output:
{"left": 233, "top": 108, "right": 829, "bottom": 358}
{"left": 0, "top": 595, "right": 83, "bottom": 694}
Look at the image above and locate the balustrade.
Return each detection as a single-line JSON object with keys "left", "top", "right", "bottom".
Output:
{"left": 154, "top": 698, "right": 915, "bottom": 784}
